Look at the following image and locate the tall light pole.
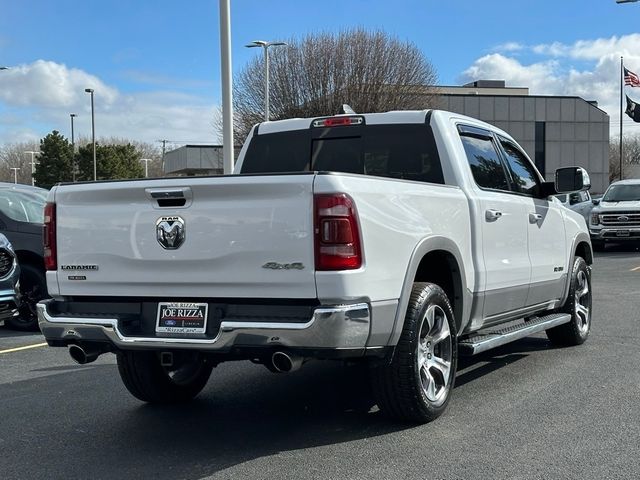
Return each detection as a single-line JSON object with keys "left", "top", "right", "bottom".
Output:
{"left": 24, "top": 151, "right": 40, "bottom": 186}
{"left": 10, "top": 167, "right": 20, "bottom": 184}
{"left": 84, "top": 88, "right": 96, "bottom": 181}
{"left": 219, "top": 0, "right": 234, "bottom": 174}
{"left": 140, "top": 158, "right": 152, "bottom": 178}
{"left": 245, "top": 40, "right": 287, "bottom": 121}
{"left": 70, "top": 113, "right": 77, "bottom": 182}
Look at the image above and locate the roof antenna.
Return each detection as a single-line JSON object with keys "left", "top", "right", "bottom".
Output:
{"left": 339, "top": 104, "right": 356, "bottom": 115}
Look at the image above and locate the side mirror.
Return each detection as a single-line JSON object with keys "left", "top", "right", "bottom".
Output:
{"left": 555, "top": 167, "right": 591, "bottom": 194}
{"left": 592, "top": 199, "right": 600, "bottom": 206}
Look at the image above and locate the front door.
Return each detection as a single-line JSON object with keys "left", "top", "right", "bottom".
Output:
{"left": 496, "top": 137, "right": 567, "bottom": 307}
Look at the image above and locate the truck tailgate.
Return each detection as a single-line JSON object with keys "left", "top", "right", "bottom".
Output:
{"left": 51, "top": 175, "right": 317, "bottom": 299}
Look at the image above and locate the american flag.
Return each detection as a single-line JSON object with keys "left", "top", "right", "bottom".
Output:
{"left": 624, "top": 67, "right": 640, "bottom": 87}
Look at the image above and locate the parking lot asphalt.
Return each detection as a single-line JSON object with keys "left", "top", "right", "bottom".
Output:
{"left": 1, "top": 245, "right": 639, "bottom": 480}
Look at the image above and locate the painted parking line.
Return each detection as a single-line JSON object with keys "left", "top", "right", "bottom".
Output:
{"left": 0, "top": 342, "right": 48, "bottom": 354}
{"left": 631, "top": 266, "right": 640, "bottom": 272}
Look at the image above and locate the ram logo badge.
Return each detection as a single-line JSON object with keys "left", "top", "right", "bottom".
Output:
{"left": 156, "top": 216, "right": 186, "bottom": 250}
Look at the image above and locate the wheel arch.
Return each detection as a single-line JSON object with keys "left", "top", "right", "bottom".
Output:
{"left": 558, "top": 232, "right": 593, "bottom": 308}
{"left": 388, "top": 236, "right": 471, "bottom": 348}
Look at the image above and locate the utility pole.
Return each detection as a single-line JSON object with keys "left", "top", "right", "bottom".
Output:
{"left": 140, "top": 158, "right": 152, "bottom": 178}
{"left": 10, "top": 167, "right": 20, "bottom": 184}
{"left": 70, "top": 113, "right": 77, "bottom": 182}
{"left": 85, "top": 88, "right": 97, "bottom": 181}
{"left": 24, "top": 151, "right": 40, "bottom": 186}
{"left": 158, "top": 139, "right": 168, "bottom": 174}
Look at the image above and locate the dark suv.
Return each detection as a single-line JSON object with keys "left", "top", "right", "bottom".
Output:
{"left": 0, "top": 183, "right": 48, "bottom": 330}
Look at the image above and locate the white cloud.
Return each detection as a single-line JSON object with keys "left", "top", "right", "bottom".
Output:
{"left": 494, "top": 42, "right": 524, "bottom": 53}
{"left": 0, "top": 60, "right": 219, "bottom": 146}
{"left": 532, "top": 34, "right": 640, "bottom": 61}
{"left": 0, "top": 60, "right": 117, "bottom": 108}
{"left": 463, "top": 34, "right": 640, "bottom": 134}
{"left": 461, "top": 54, "right": 562, "bottom": 93}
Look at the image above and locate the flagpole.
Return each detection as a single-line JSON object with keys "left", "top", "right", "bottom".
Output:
{"left": 620, "top": 56, "right": 624, "bottom": 181}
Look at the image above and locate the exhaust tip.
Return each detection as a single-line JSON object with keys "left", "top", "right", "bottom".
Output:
{"left": 271, "top": 351, "right": 293, "bottom": 373}
{"left": 68, "top": 344, "right": 99, "bottom": 365}
{"left": 271, "top": 351, "right": 305, "bottom": 373}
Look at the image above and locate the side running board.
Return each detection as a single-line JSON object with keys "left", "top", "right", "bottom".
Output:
{"left": 458, "top": 313, "right": 572, "bottom": 356}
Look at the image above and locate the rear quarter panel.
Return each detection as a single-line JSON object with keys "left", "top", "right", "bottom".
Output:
{"left": 313, "top": 174, "right": 473, "bottom": 344}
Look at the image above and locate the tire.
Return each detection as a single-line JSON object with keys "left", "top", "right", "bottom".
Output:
{"left": 117, "top": 350, "right": 213, "bottom": 403}
{"left": 370, "top": 282, "right": 457, "bottom": 423}
{"left": 5, "top": 263, "right": 46, "bottom": 331}
{"left": 546, "top": 256, "right": 592, "bottom": 346}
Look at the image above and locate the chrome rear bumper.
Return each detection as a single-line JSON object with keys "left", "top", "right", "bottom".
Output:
{"left": 37, "top": 300, "right": 370, "bottom": 352}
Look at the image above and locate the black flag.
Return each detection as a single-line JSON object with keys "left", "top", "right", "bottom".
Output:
{"left": 625, "top": 95, "right": 640, "bottom": 123}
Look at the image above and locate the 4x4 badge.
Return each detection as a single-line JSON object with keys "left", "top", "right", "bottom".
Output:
{"left": 156, "top": 216, "right": 185, "bottom": 249}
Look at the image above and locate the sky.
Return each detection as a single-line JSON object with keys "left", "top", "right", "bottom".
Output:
{"left": 1, "top": 0, "right": 640, "bottom": 148}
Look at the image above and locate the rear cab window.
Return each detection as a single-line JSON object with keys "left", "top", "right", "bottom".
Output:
{"left": 241, "top": 121, "right": 445, "bottom": 185}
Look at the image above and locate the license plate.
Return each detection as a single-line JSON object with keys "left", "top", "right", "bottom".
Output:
{"left": 617, "top": 230, "right": 630, "bottom": 237}
{"left": 156, "top": 302, "right": 208, "bottom": 334}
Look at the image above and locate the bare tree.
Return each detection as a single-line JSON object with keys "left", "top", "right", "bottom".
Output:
{"left": 609, "top": 135, "right": 640, "bottom": 182}
{"left": 233, "top": 28, "right": 440, "bottom": 141}
{"left": 0, "top": 141, "right": 40, "bottom": 184}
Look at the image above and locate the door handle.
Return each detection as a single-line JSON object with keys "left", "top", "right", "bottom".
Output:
{"left": 486, "top": 209, "right": 502, "bottom": 221}
{"left": 529, "top": 213, "right": 543, "bottom": 223}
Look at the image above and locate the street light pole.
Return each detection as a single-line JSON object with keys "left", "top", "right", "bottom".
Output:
{"left": 245, "top": 40, "right": 287, "bottom": 121}
{"left": 70, "top": 113, "right": 77, "bottom": 182}
{"left": 10, "top": 168, "right": 20, "bottom": 184}
{"left": 24, "top": 151, "right": 40, "bottom": 186}
{"left": 140, "top": 158, "right": 151, "bottom": 178}
{"left": 84, "top": 88, "right": 96, "bottom": 181}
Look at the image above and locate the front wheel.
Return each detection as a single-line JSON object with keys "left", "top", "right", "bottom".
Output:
{"left": 117, "top": 350, "right": 213, "bottom": 403}
{"left": 370, "top": 282, "right": 457, "bottom": 423}
{"left": 546, "top": 256, "right": 592, "bottom": 346}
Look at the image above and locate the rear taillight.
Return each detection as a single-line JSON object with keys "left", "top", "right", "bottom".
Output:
{"left": 314, "top": 193, "right": 362, "bottom": 270}
{"left": 44, "top": 202, "right": 56, "bottom": 270}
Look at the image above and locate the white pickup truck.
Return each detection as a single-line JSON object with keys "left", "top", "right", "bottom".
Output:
{"left": 38, "top": 110, "right": 594, "bottom": 423}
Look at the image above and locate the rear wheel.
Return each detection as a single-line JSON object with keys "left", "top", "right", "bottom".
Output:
{"left": 370, "top": 282, "right": 457, "bottom": 423}
{"left": 5, "top": 263, "right": 46, "bottom": 331}
{"left": 117, "top": 350, "right": 213, "bottom": 403}
{"left": 546, "top": 256, "right": 592, "bottom": 346}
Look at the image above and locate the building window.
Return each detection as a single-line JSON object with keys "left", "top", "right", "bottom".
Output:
{"left": 535, "top": 121, "right": 546, "bottom": 175}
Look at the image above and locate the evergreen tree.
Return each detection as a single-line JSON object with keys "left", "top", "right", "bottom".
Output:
{"left": 76, "top": 143, "right": 145, "bottom": 181}
{"left": 33, "top": 131, "right": 73, "bottom": 188}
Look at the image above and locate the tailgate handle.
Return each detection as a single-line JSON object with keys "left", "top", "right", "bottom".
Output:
{"left": 145, "top": 187, "right": 193, "bottom": 208}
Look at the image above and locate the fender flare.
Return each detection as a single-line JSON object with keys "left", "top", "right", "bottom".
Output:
{"left": 387, "top": 236, "right": 472, "bottom": 347}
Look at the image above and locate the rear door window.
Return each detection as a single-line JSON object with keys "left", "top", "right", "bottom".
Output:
{"left": 459, "top": 126, "right": 511, "bottom": 191}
